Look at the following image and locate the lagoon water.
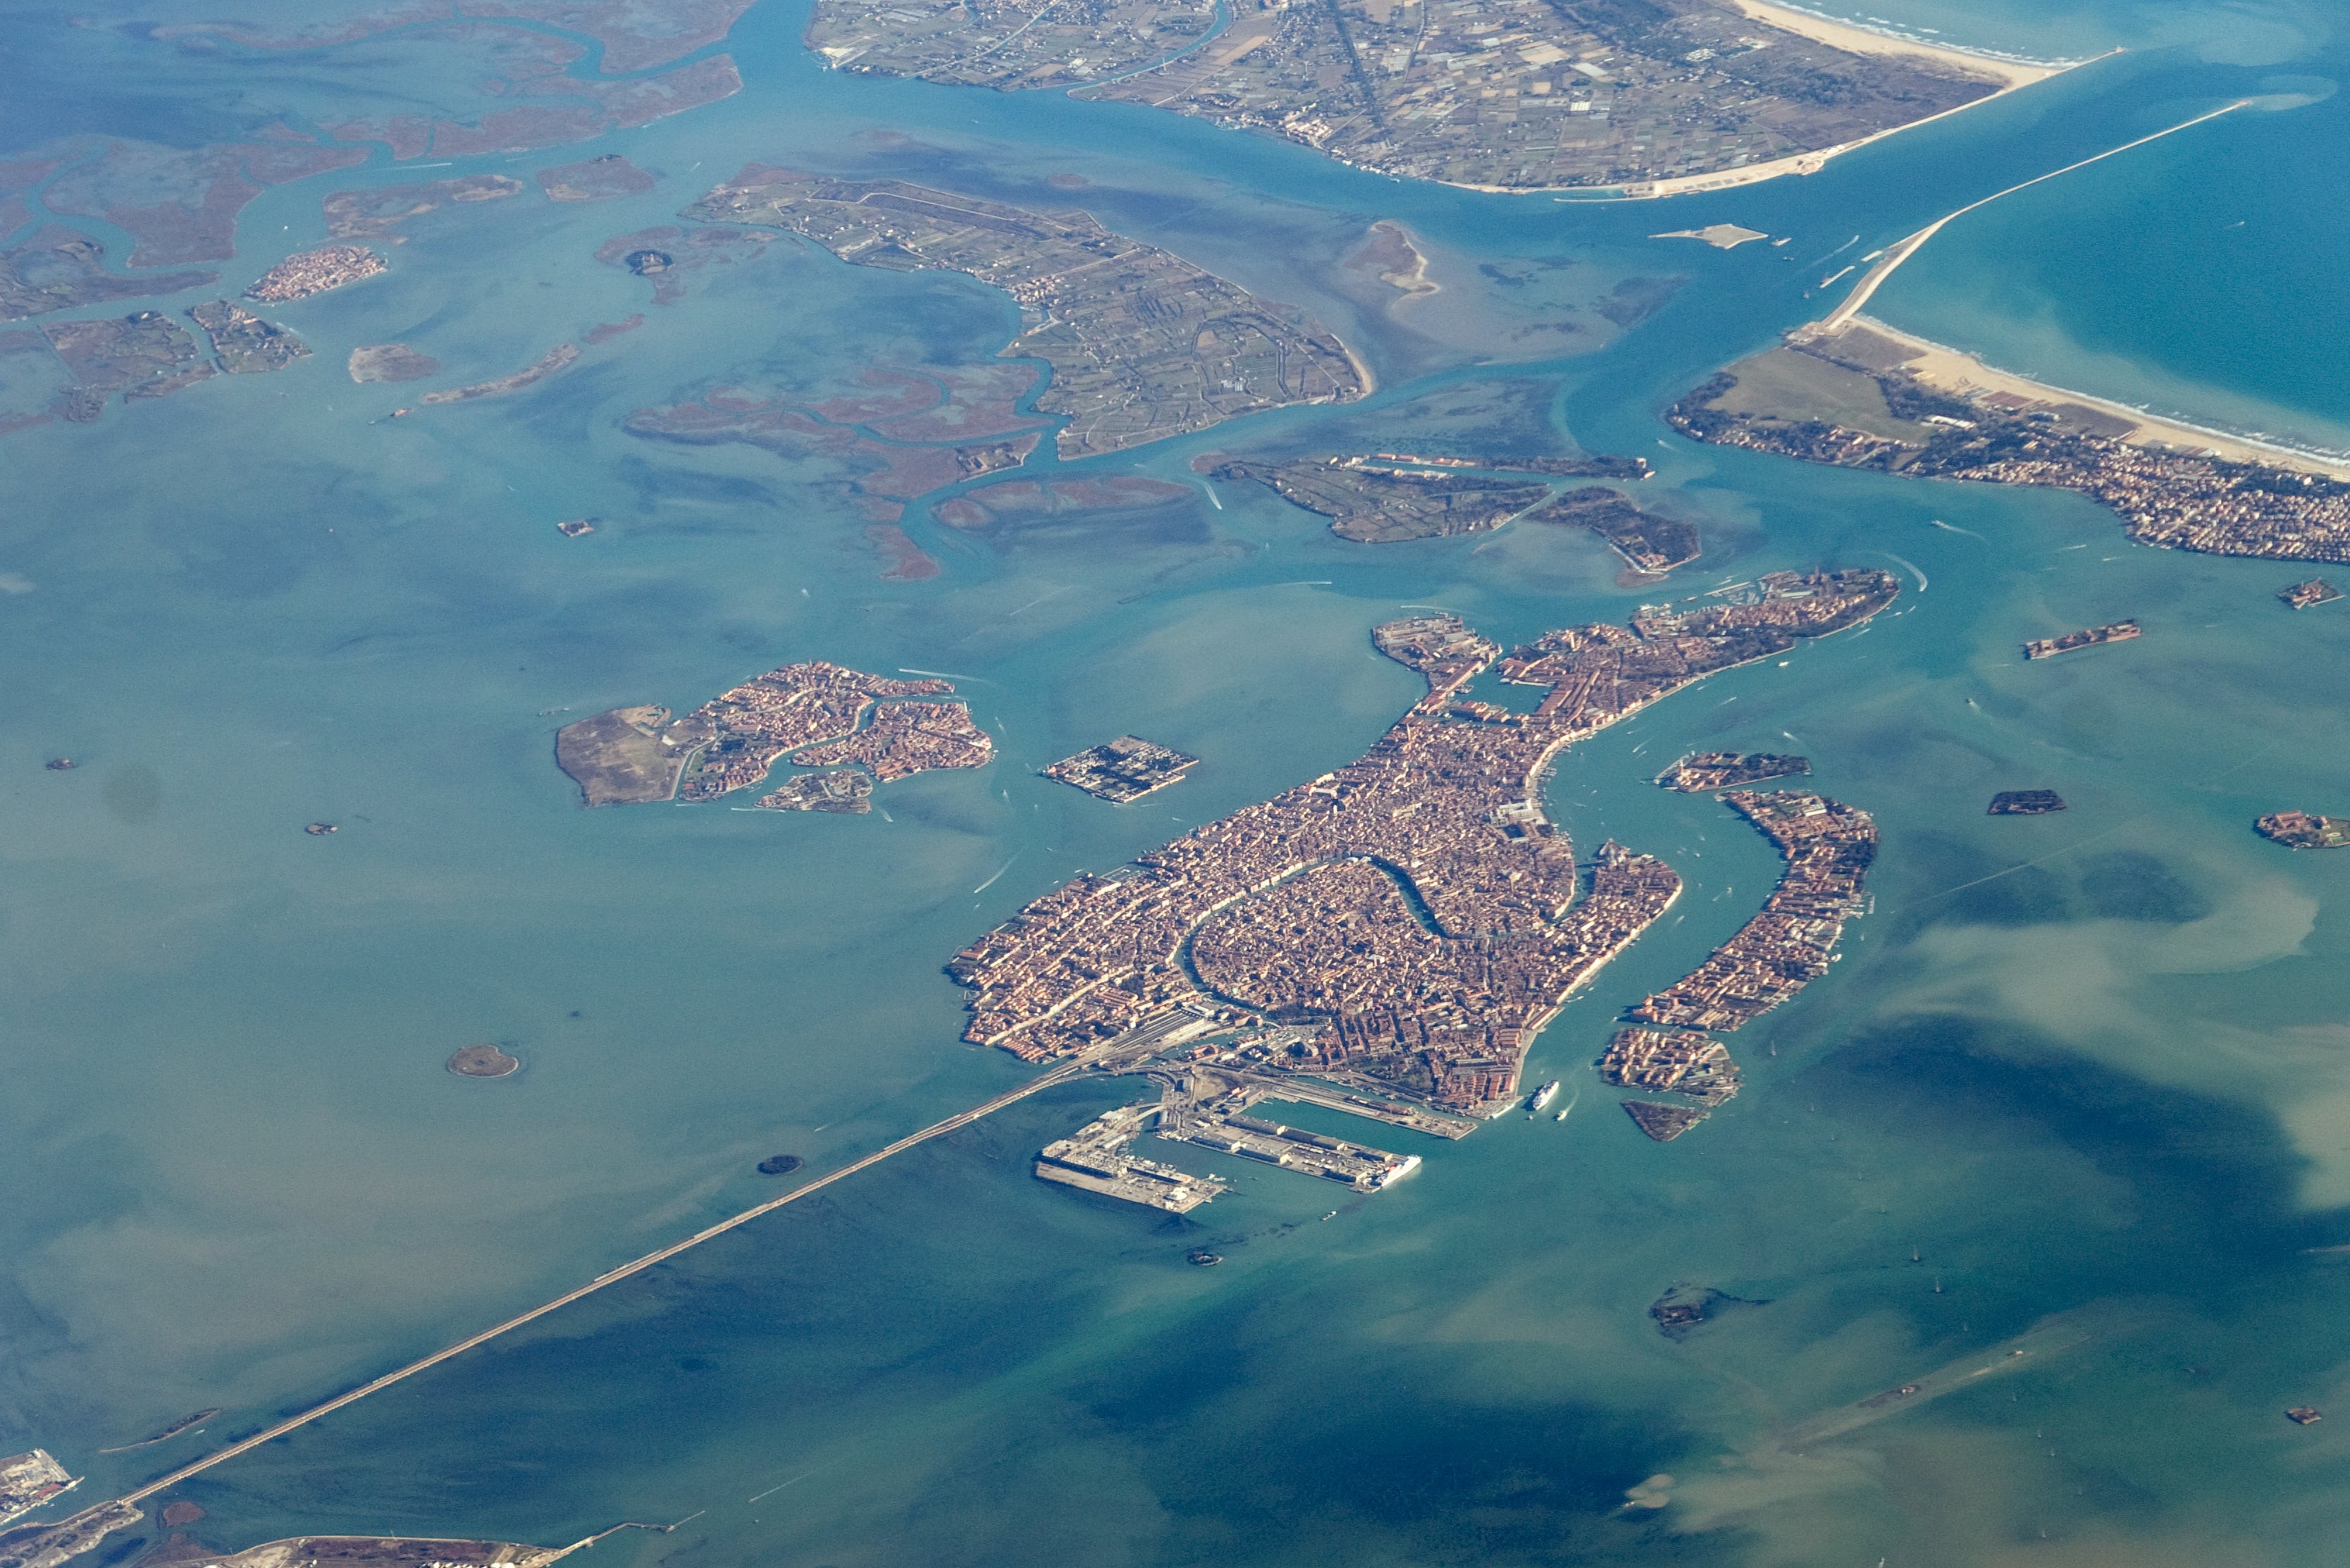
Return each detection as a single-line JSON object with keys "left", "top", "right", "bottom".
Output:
{"left": 8, "top": 0, "right": 2350, "bottom": 1563}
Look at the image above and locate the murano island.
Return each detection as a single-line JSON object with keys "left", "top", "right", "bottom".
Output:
{"left": 555, "top": 662, "right": 992, "bottom": 810}
{"left": 949, "top": 570, "right": 1898, "bottom": 1164}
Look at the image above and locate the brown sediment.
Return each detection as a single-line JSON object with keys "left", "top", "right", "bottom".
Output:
{"left": 420, "top": 344, "right": 578, "bottom": 405}
{"left": 865, "top": 524, "right": 941, "bottom": 580}
{"left": 581, "top": 316, "right": 644, "bottom": 345}
{"left": 349, "top": 343, "right": 440, "bottom": 383}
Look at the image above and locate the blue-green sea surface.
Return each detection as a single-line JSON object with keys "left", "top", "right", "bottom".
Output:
{"left": 8, "top": 1, "right": 2350, "bottom": 1564}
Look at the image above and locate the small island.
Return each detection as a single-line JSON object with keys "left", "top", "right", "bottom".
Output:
{"left": 556, "top": 518, "right": 598, "bottom": 538}
{"left": 447, "top": 1044, "right": 521, "bottom": 1078}
{"left": 1044, "top": 736, "right": 1199, "bottom": 803}
{"left": 1652, "top": 226, "right": 1769, "bottom": 250}
{"left": 97, "top": 1409, "right": 221, "bottom": 1455}
{"left": 557, "top": 662, "right": 993, "bottom": 808}
{"left": 1656, "top": 752, "right": 1810, "bottom": 792}
{"left": 1204, "top": 457, "right": 1547, "bottom": 543}
{"left": 1989, "top": 790, "right": 2065, "bottom": 815}
{"left": 421, "top": 343, "right": 579, "bottom": 405}
{"left": 43, "top": 311, "right": 214, "bottom": 414}
{"left": 246, "top": 245, "right": 385, "bottom": 303}
{"left": 2280, "top": 579, "right": 2342, "bottom": 610}
{"left": 2257, "top": 811, "right": 2350, "bottom": 849}
{"left": 187, "top": 301, "right": 309, "bottom": 374}
{"left": 349, "top": 343, "right": 440, "bottom": 383}
{"left": 536, "top": 154, "right": 657, "bottom": 203}
{"left": 1201, "top": 454, "right": 1663, "bottom": 550}
{"left": 1993, "top": 789, "right": 2067, "bottom": 817}
{"left": 2024, "top": 622, "right": 2139, "bottom": 660}
{"left": 757, "top": 1153, "right": 804, "bottom": 1175}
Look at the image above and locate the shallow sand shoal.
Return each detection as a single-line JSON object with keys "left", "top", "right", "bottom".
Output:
{"left": 1840, "top": 314, "right": 2350, "bottom": 479}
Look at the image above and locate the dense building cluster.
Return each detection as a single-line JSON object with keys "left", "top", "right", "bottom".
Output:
{"left": 244, "top": 245, "right": 385, "bottom": 303}
{"left": 0, "top": 1450, "right": 75, "bottom": 1529}
{"left": 1044, "top": 736, "right": 1200, "bottom": 803}
{"left": 1655, "top": 751, "right": 1810, "bottom": 791}
{"left": 555, "top": 663, "right": 991, "bottom": 808}
{"left": 2256, "top": 812, "right": 2350, "bottom": 850}
{"left": 807, "top": 0, "right": 2011, "bottom": 192}
{"left": 1605, "top": 788, "right": 1876, "bottom": 1140}
{"left": 1631, "top": 791, "right": 1876, "bottom": 1033}
{"left": 684, "top": 168, "right": 1365, "bottom": 458}
{"left": 1672, "top": 340, "right": 2350, "bottom": 564}
{"left": 2022, "top": 622, "right": 2137, "bottom": 660}
{"left": 1596, "top": 1027, "right": 1741, "bottom": 1105}
{"left": 948, "top": 572, "right": 1896, "bottom": 1116}
{"left": 669, "top": 663, "right": 978, "bottom": 797}
{"left": 788, "top": 696, "right": 993, "bottom": 782}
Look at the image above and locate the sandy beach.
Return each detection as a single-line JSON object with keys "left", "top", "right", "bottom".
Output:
{"left": 1530, "top": 8, "right": 2101, "bottom": 202}
{"left": 1826, "top": 314, "right": 2350, "bottom": 479}
{"left": 1728, "top": 0, "right": 2058, "bottom": 89}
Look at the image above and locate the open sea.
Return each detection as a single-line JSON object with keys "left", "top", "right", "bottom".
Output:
{"left": 6, "top": 1, "right": 2350, "bottom": 1564}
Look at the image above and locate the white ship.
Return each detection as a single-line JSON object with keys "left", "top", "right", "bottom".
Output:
{"left": 1528, "top": 1080, "right": 1561, "bottom": 1113}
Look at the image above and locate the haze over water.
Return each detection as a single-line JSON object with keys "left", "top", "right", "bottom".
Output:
{"left": 7, "top": 0, "right": 2350, "bottom": 1564}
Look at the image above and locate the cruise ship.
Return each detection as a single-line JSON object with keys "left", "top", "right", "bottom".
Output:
{"left": 1528, "top": 1080, "right": 1561, "bottom": 1113}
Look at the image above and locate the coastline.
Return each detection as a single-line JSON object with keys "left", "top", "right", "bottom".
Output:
{"left": 1823, "top": 313, "right": 2350, "bottom": 479}
{"left": 1522, "top": 20, "right": 2111, "bottom": 204}
{"left": 1728, "top": 0, "right": 2063, "bottom": 89}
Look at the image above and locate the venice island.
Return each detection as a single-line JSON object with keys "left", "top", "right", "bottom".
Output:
{"left": 948, "top": 569, "right": 1898, "bottom": 1147}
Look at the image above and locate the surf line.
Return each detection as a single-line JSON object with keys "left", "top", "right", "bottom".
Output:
{"left": 97, "top": 1042, "right": 1137, "bottom": 1514}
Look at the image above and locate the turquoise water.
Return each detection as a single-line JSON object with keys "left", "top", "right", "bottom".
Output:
{"left": 8, "top": 1, "right": 2350, "bottom": 1564}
